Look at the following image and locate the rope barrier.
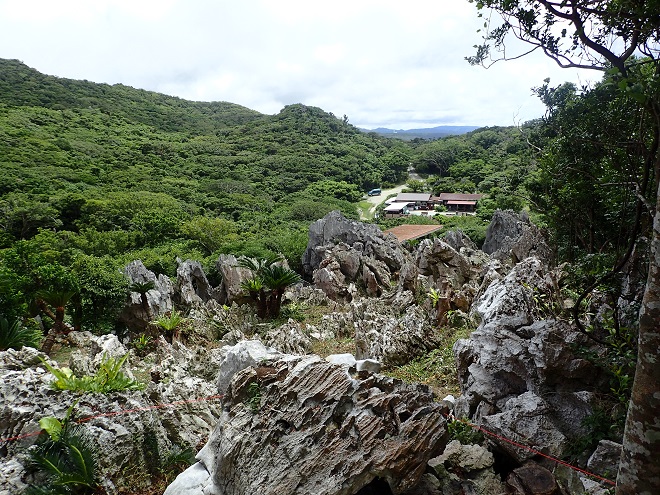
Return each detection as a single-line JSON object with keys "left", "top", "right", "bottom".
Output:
{"left": 451, "top": 415, "right": 617, "bottom": 486}
{"left": 1, "top": 393, "right": 616, "bottom": 487}
{"left": 0, "top": 394, "right": 224, "bottom": 445}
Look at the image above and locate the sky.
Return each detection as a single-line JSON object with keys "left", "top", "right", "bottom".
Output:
{"left": 0, "top": 0, "right": 600, "bottom": 129}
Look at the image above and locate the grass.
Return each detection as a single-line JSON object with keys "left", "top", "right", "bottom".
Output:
{"left": 384, "top": 326, "right": 472, "bottom": 397}
{"left": 357, "top": 200, "right": 375, "bottom": 220}
{"left": 310, "top": 337, "right": 356, "bottom": 358}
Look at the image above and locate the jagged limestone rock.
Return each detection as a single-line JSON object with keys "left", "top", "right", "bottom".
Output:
{"left": 166, "top": 355, "right": 448, "bottom": 495}
{"left": 429, "top": 440, "right": 507, "bottom": 495}
{"left": 0, "top": 343, "right": 222, "bottom": 494}
{"left": 121, "top": 260, "right": 173, "bottom": 330}
{"left": 303, "top": 210, "right": 407, "bottom": 276}
{"left": 352, "top": 299, "right": 439, "bottom": 366}
{"left": 482, "top": 210, "right": 552, "bottom": 266}
{"left": 175, "top": 258, "right": 219, "bottom": 308}
{"left": 215, "top": 254, "right": 253, "bottom": 305}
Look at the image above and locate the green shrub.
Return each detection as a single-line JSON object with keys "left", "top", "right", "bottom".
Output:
{"left": 26, "top": 410, "right": 100, "bottom": 495}
{"left": 41, "top": 353, "right": 145, "bottom": 393}
{"left": 0, "top": 316, "right": 42, "bottom": 351}
{"left": 447, "top": 417, "right": 485, "bottom": 445}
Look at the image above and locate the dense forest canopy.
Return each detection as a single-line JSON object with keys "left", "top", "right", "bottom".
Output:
{"left": 0, "top": 58, "right": 419, "bottom": 329}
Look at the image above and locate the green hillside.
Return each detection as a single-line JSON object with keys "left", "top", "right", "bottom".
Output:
{"left": 0, "top": 59, "right": 412, "bottom": 329}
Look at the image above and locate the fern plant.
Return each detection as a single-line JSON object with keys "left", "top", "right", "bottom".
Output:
{"left": 41, "top": 353, "right": 144, "bottom": 393}
{"left": 26, "top": 408, "right": 100, "bottom": 495}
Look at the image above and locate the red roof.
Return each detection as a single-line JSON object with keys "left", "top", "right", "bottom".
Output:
{"left": 438, "top": 193, "right": 483, "bottom": 201}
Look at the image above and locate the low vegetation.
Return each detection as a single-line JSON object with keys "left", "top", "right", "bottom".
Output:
{"left": 384, "top": 326, "right": 472, "bottom": 397}
{"left": 41, "top": 353, "right": 145, "bottom": 394}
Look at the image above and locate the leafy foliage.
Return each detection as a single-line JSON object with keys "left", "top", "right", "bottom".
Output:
{"left": 41, "top": 353, "right": 145, "bottom": 393}
{"left": 0, "top": 315, "right": 42, "bottom": 351}
{"left": 26, "top": 410, "right": 100, "bottom": 495}
{"left": 239, "top": 256, "right": 301, "bottom": 318}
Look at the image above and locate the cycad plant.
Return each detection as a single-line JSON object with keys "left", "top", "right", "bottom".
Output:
{"left": 0, "top": 316, "right": 42, "bottom": 351}
{"left": 26, "top": 409, "right": 100, "bottom": 494}
{"left": 155, "top": 309, "right": 183, "bottom": 342}
{"left": 238, "top": 255, "right": 301, "bottom": 319}
{"left": 36, "top": 289, "right": 77, "bottom": 356}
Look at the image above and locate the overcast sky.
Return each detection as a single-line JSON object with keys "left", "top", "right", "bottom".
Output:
{"left": 0, "top": 0, "right": 600, "bottom": 129}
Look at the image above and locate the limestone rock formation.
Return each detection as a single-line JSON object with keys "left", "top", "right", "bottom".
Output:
{"left": 454, "top": 257, "right": 608, "bottom": 463}
{"left": 302, "top": 211, "right": 409, "bottom": 299}
{"left": 429, "top": 440, "right": 507, "bottom": 495}
{"left": 0, "top": 342, "right": 223, "bottom": 494}
{"left": 121, "top": 260, "right": 173, "bottom": 330}
{"left": 215, "top": 254, "right": 253, "bottom": 305}
{"left": 303, "top": 210, "right": 406, "bottom": 275}
{"left": 166, "top": 354, "right": 448, "bottom": 495}
{"left": 175, "top": 258, "right": 219, "bottom": 308}
{"left": 482, "top": 210, "right": 552, "bottom": 266}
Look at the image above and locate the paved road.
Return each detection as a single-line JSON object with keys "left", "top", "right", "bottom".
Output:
{"left": 363, "top": 183, "right": 407, "bottom": 219}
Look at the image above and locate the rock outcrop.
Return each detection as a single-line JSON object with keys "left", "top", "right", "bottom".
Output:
{"left": 174, "top": 258, "right": 219, "bottom": 308}
{"left": 454, "top": 257, "right": 608, "bottom": 463}
{"left": 0, "top": 338, "right": 223, "bottom": 494}
{"left": 166, "top": 353, "right": 448, "bottom": 495}
{"left": 215, "top": 254, "right": 253, "bottom": 305}
{"left": 303, "top": 211, "right": 410, "bottom": 300}
{"left": 482, "top": 210, "right": 552, "bottom": 266}
{"left": 120, "top": 260, "right": 174, "bottom": 330}
{"left": 430, "top": 440, "right": 507, "bottom": 495}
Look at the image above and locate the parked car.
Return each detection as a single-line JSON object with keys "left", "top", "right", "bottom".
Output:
{"left": 368, "top": 188, "right": 381, "bottom": 196}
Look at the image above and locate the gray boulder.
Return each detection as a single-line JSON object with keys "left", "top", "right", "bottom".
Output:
{"left": 121, "top": 260, "right": 173, "bottom": 329}
{"left": 430, "top": 440, "right": 506, "bottom": 495}
{"left": 482, "top": 210, "right": 552, "bottom": 265}
{"left": 215, "top": 254, "right": 253, "bottom": 305}
{"left": 175, "top": 258, "right": 219, "bottom": 307}
{"left": 214, "top": 340, "right": 282, "bottom": 395}
{"left": 165, "top": 354, "right": 448, "bottom": 495}
{"left": 587, "top": 440, "right": 622, "bottom": 480}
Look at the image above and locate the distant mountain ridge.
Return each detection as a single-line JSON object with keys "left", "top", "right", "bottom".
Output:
{"left": 362, "top": 125, "right": 481, "bottom": 140}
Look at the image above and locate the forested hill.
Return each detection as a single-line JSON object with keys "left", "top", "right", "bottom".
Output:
{"left": 0, "top": 59, "right": 264, "bottom": 133}
{"left": 1, "top": 59, "right": 415, "bottom": 329}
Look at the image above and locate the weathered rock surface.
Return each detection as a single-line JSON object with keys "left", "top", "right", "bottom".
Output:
{"left": 506, "top": 462, "right": 559, "bottom": 495}
{"left": 482, "top": 210, "right": 552, "bottom": 266}
{"left": 587, "top": 440, "right": 622, "bottom": 480}
{"left": 215, "top": 254, "right": 253, "bottom": 305}
{"left": 303, "top": 211, "right": 410, "bottom": 299}
{"left": 121, "top": 260, "right": 174, "bottom": 330}
{"left": 429, "top": 440, "right": 507, "bottom": 495}
{"left": 471, "top": 257, "right": 555, "bottom": 329}
{"left": 175, "top": 258, "right": 219, "bottom": 308}
{"left": 303, "top": 211, "right": 407, "bottom": 275}
{"left": 454, "top": 256, "right": 608, "bottom": 462}
{"left": 166, "top": 354, "right": 448, "bottom": 495}
{"left": 0, "top": 340, "right": 223, "bottom": 494}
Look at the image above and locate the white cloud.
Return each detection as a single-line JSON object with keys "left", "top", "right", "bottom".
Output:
{"left": 0, "top": 0, "right": 600, "bottom": 128}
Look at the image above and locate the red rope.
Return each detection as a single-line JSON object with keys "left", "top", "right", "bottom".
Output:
{"left": 1, "top": 394, "right": 616, "bottom": 487}
{"left": 452, "top": 416, "right": 617, "bottom": 486}
{"left": 0, "top": 394, "right": 224, "bottom": 444}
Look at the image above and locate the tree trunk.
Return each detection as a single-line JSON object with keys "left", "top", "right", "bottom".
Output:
{"left": 616, "top": 181, "right": 660, "bottom": 494}
{"left": 40, "top": 327, "right": 57, "bottom": 355}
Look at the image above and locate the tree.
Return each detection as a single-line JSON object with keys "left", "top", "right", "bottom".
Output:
{"left": 238, "top": 255, "right": 301, "bottom": 319}
{"left": 467, "top": 1, "right": 659, "bottom": 492}
{"left": 37, "top": 289, "right": 76, "bottom": 355}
